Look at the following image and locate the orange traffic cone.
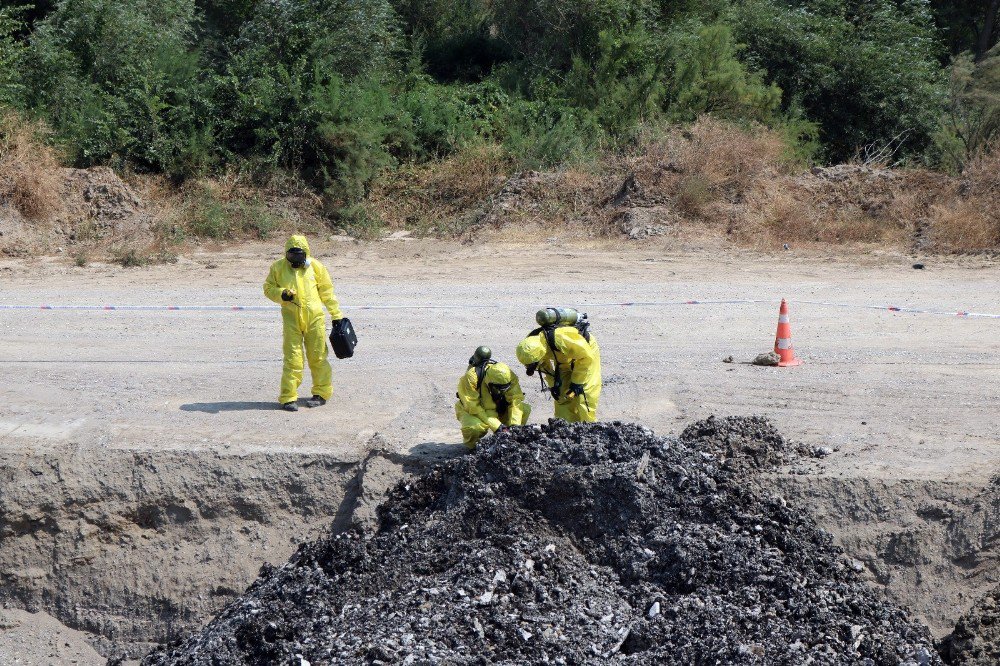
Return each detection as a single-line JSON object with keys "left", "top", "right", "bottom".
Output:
{"left": 773, "top": 299, "right": 802, "bottom": 367}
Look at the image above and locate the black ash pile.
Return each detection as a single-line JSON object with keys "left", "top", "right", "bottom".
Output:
{"left": 143, "top": 417, "right": 940, "bottom": 665}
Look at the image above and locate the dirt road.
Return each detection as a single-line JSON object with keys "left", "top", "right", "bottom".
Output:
{"left": 1, "top": 239, "right": 998, "bottom": 480}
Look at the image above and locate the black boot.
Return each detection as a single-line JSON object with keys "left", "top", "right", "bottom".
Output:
{"left": 306, "top": 395, "right": 326, "bottom": 408}
{"left": 282, "top": 401, "right": 298, "bottom": 412}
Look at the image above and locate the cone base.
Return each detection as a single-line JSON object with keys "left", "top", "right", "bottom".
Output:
{"left": 778, "top": 358, "right": 802, "bottom": 367}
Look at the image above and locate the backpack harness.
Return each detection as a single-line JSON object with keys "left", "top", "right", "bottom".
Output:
{"left": 528, "top": 315, "right": 592, "bottom": 402}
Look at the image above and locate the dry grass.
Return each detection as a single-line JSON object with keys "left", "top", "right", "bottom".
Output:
{"left": 0, "top": 112, "right": 64, "bottom": 221}
{"left": 3, "top": 108, "right": 1000, "bottom": 256}
{"left": 927, "top": 150, "right": 1000, "bottom": 252}
{"left": 366, "top": 143, "right": 512, "bottom": 234}
{"left": 363, "top": 118, "right": 1000, "bottom": 254}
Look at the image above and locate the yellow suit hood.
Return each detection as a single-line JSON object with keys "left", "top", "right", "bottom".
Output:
{"left": 285, "top": 235, "right": 311, "bottom": 256}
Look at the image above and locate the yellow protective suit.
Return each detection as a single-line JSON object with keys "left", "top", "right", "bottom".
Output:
{"left": 454, "top": 362, "right": 531, "bottom": 449}
{"left": 263, "top": 235, "right": 343, "bottom": 405}
{"left": 516, "top": 327, "right": 601, "bottom": 422}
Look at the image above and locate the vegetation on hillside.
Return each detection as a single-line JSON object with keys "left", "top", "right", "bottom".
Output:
{"left": 0, "top": 0, "right": 998, "bottom": 240}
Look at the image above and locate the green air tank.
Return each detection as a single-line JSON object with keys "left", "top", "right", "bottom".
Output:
{"left": 535, "top": 307, "right": 579, "bottom": 327}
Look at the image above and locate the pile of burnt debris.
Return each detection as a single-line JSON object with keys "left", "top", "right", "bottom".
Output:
{"left": 142, "top": 416, "right": 940, "bottom": 665}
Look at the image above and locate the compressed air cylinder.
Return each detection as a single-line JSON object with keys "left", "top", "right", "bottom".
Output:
{"left": 535, "top": 307, "right": 579, "bottom": 327}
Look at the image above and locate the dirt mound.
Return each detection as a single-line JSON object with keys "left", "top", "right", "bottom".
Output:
{"left": 1, "top": 166, "right": 153, "bottom": 256}
{"left": 141, "top": 416, "right": 939, "bottom": 665}
{"left": 939, "top": 584, "right": 1000, "bottom": 665}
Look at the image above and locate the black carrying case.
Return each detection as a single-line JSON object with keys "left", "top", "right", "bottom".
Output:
{"left": 330, "top": 318, "right": 358, "bottom": 359}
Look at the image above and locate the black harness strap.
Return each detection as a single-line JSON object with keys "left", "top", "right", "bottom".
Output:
{"left": 474, "top": 360, "right": 512, "bottom": 416}
{"left": 527, "top": 318, "right": 591, "bottom": 400}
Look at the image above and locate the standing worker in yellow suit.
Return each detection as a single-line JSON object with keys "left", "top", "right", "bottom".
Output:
{"left": 455, "top": 346, "right": 531, "bottom": 449}
{"left": 516, "top": 308, "right": 601, "bottom": 422}
{"left": 263, "top": 235, "right": 343, "bottom": 412}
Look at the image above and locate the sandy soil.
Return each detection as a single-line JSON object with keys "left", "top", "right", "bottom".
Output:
{"left": 1, "top": 238, "right": 997, "bottom": 481}
{"left": 0, "top": 608, "right": 105, "bottom": 665}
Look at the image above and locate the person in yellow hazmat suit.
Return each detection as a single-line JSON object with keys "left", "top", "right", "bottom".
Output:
{"left": 263, "top": 235, "right": 343, "bottom": 411}
{"left": 455, "top": 346, "right": 531, "bottom": 449}
{"left": 516, "top": 313, "right": 601, "bottom": 422}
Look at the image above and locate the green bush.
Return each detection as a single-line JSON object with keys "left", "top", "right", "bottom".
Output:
{"left": 727, "top": 0, "right": 946, "bottom": 162}
{"left": 561, "top": 28, "right": 665, "bottom": 140}
{"left": 186, "top": 192, "right": 233, "bottom": 239}
{"left": 337, "top": 203, "right": 385, "bottom": 239}
{"left": 21, "top": 0, "right": 209, "bottom": 174}
{"left": 665, "top": 23, "right": 781, "bottom": 124}
{"left": 932, "top": 49, "right": 1000, "bottom": 172}
{"left": 503, "top": 99, "right": 604, "bottom": 169}
{"left": 0, "top": 5, "right": 26, "bottom": 105}
{"left": 491, "top": 0, "right": 658, "bottom": 73}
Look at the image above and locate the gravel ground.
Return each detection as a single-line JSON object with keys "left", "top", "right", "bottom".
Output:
{"left": 0, "top": 240, "right": 998, "bottom": 483}
{"left": 142, "top": 417, "right": 941, "bottom": 665}
{"left": 0, "top": 608, "right": 106, "bottom": 665}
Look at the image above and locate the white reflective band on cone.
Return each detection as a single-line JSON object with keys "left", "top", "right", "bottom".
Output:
{"left": 778, "top": 315, "right": 790, "bottom": 323}
{"left": 776, "top": 338, "right": 793, "bottom": 350}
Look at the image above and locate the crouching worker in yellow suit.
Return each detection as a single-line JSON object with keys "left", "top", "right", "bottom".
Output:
{"left": 455, "top": 346, "right": 531, "bottom": 449}
{"left": 516, "top": 317, "right": 601, "bottom": 422}
{"left": 263, "top": 235, "right": 343, "bottom": 412}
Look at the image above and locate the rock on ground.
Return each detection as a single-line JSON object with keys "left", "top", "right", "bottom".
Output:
{"left": 939, "top": 584, "right": 1000, "bottom": 665}
{"left": 142, "top": 416, "right": 941, "bottom": 665}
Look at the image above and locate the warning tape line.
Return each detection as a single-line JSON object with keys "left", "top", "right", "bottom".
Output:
{"left": 0, "top": 300, "right": 997, "bottom": 318}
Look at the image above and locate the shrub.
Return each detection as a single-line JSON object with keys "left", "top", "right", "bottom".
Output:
{"left": 337, "top": 203, "right": 385, "bottom": 239}
{"left": 175, "top": 183, "right": 285, "bottom": 240}
{"left": 931, "top": 49, "right": 1000, "bottom": 172}
{"left": 561, "top": 28, "right": 666, "bottom": 140}
{"left": 21, "top": 0, "right": 209, "bottom": 175}
{"left": 665, "top": 23, "right": 781, "bottom": 124}
{"left": 491, "top": 0, "right": 658, "bottom": 73}
{"left": 0, "top": 5, "right": 26, "bottom": 105}
{"left": 728, "top": 0, "right": 946, "bottom": 162}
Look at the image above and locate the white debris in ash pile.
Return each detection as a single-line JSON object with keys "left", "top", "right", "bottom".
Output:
{"left": 141, "top": 416, "right": 941, "bottom": 665}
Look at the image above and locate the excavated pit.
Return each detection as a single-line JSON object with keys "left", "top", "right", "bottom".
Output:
{"left": 0, "top": 440, "right": 431, "bottom": 660}
{"left": 3, "top": 419, "right": 1000, "bottom": 663}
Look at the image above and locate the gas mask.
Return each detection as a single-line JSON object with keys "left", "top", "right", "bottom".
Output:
{"left": 285, "top": 247, "right": 307, "bottom": 268}
{"left": 468, "top": 345, "right": 492, "bottom": 367}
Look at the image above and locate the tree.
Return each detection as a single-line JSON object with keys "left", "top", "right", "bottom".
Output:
{"left": 935, "top": 47, "right": 1000, "bottom": 170}
{"left": 930, "top": 0, "right": 1000, "bottom": 60}
{"left": 0, "top": 5, "right": 26, "bottom": 105}
{"left": 728, "top": 0, "right": 946, "bottom": 162}
{"left": 20, "top": 0, "right": 208, "bottom": 173}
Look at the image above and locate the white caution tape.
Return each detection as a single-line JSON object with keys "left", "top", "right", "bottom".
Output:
{"left": 0, "top": 299, "right": 997, "bottom": 319}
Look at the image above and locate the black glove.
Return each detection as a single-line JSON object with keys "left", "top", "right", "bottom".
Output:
{"left": 550, "top": 386, "right": 560, "bottom": 399}
{"left": 281, "top": 289, "right": 295, "bottom": 302}
{"left": 569, "top": 383, "right": 586, "bottom": 398}
{"left": 525, "top": 362, "right": 538, "bottom": 376}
